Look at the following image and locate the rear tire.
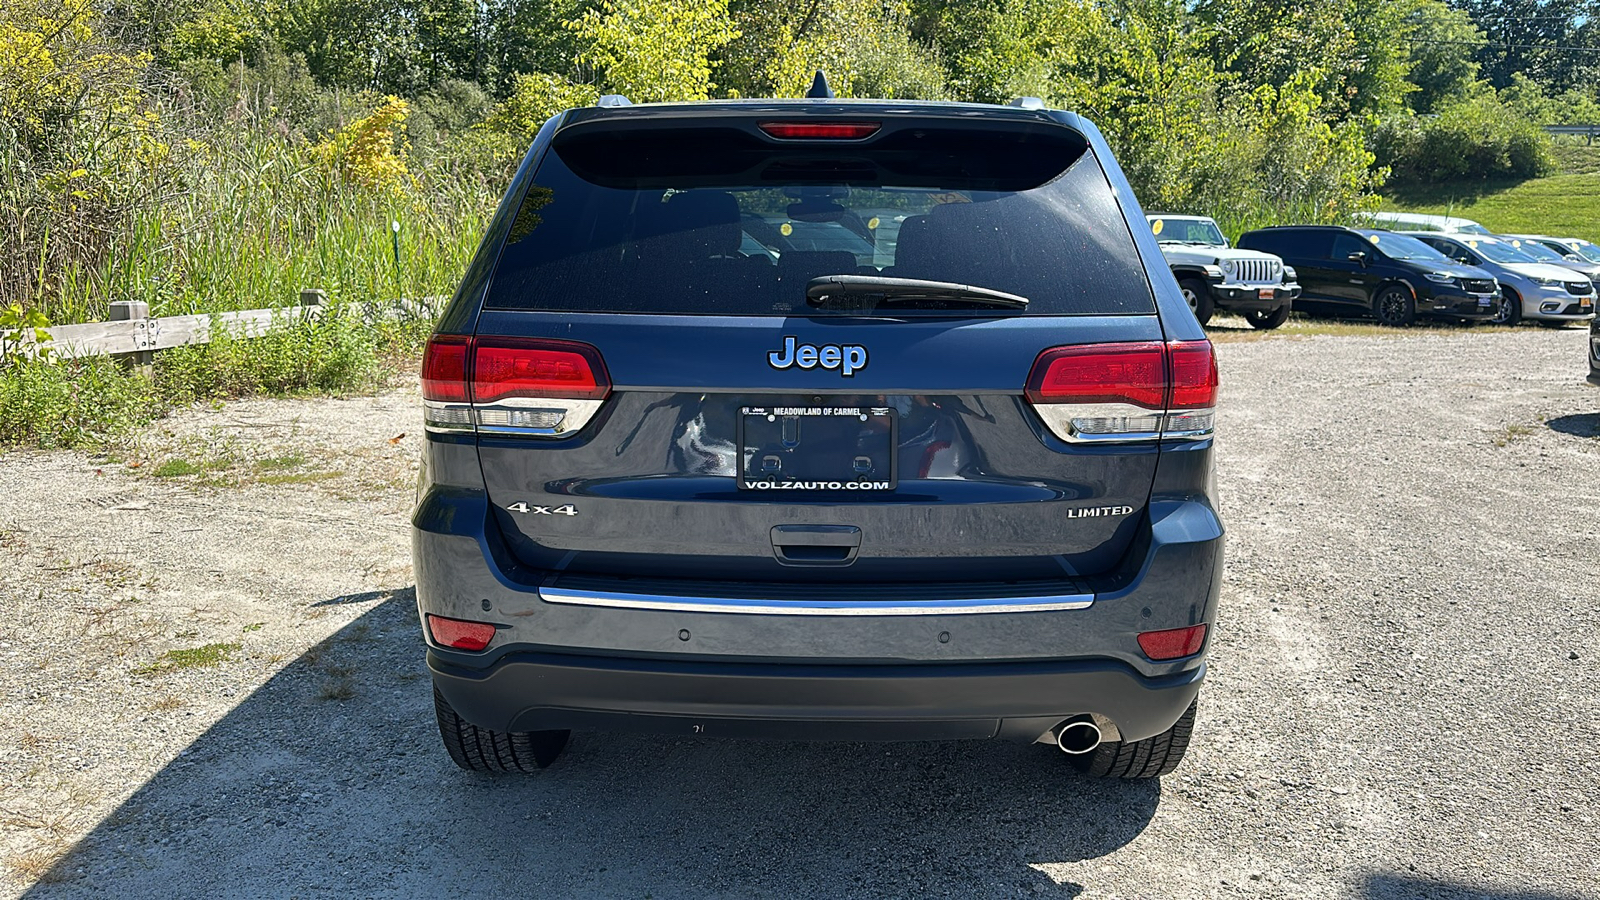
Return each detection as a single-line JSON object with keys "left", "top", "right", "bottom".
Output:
{"left": 434, "top": 686, "right": 569, "bottom": 773}
{"left": 1178, "top": 278, "right": 1215, "bottom": 325}
{"left": 1245, "top": 306, "right": 1290, "bottom": 330}
{"left": 1373, "top": 285, "right": 1416, "bottom": 327}
{"left": 1071, "top": 700, "right": 1196, "bottom": 779}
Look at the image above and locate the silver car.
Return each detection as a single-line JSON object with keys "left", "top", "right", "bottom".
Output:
{"left": 1404, "top": 232, "right": 1596, "bottom": 326}
{"left": 1498, "top": 235, "right": 1600, "bottom": 292}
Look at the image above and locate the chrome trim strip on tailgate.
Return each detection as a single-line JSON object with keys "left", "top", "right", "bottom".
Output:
{"left": 538, "top": 586, "right": 1095, "bottom": 616}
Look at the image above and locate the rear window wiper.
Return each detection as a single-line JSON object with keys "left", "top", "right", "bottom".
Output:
{"left": 806, "top": 275, "right": 1029, "bottom": 310}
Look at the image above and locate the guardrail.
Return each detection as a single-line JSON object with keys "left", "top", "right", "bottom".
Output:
{"left": 0, "top": 292, "right": 441, "bottom": 368}
{"left": 1545, "top": 124, "right": 1600, "bottom": 144}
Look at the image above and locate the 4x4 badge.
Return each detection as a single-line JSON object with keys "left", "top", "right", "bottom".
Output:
{"left": 767, "top": 335, "right": 867, "bottom": 376}
{"left": 506, "top": 503, "right": 577, "bottom": 516}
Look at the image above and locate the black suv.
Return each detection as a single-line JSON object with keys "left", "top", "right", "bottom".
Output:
{"left": 1238, "top": 225, "right": 1499, "bottom": 326}
{"left": 414, "top": 90, "right": 1224, "bottom": 779}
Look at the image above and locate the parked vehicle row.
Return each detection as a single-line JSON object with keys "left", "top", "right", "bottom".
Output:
{"left": 1147, "top": 215, "right": 1598, "bottom": 330}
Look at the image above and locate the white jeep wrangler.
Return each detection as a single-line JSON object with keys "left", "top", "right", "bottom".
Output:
{"left": 1147, "top": 214, "right": 1300, "bottom": 329}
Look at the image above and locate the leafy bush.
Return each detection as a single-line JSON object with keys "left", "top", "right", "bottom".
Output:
{"left": 0, "top": 356, "right": 159, "bottom": 448}
{"left": 155, "top": 312, "right": 381, "bottom": 403}
{"left": 1375, "top": 95, "right": 1557, "bottom": 184}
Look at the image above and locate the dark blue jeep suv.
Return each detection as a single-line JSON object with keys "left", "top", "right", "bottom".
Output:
{"left": 413, "top": 90, "right": 1224, "bottom": 778}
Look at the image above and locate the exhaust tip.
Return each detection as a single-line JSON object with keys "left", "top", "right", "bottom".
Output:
{"left": 1054, "top": 718, "right": 1102, "bottom": 755}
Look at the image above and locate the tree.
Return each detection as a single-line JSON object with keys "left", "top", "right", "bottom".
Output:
{"left": 569, "top": 0, "right": 740, "bottom": 102}
{"left": 1453, "top": 0, "right": 1600, "bottom": 92}
{"left": 1191, "top": 0, "right": 1417, "bottom": 117}
{"left": 720, "top": 0, "right": 945, "bottom": 99}
{"left": 1407, "top": 0, "right": 1485, "bottom": 113}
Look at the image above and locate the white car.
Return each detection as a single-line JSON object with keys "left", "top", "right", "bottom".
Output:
{"left": 1405, "top": 232, "right": 1596, "bottom": 326}
{"left": 1361, "top": 211, "right": 1491, "bottom": 234}
{"left": 1147, "top": 214, "right": 1300, "bottom": 329}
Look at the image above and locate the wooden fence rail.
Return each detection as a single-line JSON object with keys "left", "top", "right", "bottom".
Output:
{"left": 0, "top": 292, "right": 442, "bottom": 366}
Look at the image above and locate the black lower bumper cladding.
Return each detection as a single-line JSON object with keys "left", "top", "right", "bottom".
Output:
{"left": 430, "top": 649, "right": 1205, "bottom": 743}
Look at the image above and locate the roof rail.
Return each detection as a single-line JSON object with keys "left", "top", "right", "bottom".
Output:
{"left": 597, "top": 94, "right": 633, "bottom": 108}
{"left": 1007, "top": 97, "right": 1046, "bottom": 111}
{"left": 806, "top": 71, "right": 835, "bottom": 99}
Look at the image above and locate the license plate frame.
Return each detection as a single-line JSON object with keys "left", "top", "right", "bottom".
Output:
{"left": 737, "top": 406, "right": 898, "bottom": 491}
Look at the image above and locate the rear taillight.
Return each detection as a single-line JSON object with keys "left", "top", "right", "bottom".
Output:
{"left": 421, "top": 335, "right": 470, "bottom": 403}
{"left": 758, "top": 121, "right": 881, "bottom": 140}
{"left": 473, "top": 338, "right": 609, "bottom": 402}
{"left": 426, "top": 614, "right": 497, "bottom": 652}
{"left": 1166, "top": 341, "right": 1219, "bottom": 408}
{"left": 421, "top": 335, "right": 611, "bottom": 437}
{"left": 1025, "top": 340, "right": 1218, "bottom": 443}
{"left": 1137, "top": 624, "right": 1208, "bottom": 660}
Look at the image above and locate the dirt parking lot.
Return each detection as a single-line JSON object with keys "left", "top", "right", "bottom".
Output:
{"left": 1, "top": 325, "right": 1597, "bottom": 899}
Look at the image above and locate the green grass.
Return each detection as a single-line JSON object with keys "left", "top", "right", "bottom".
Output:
{"left": 151, "top": 458, "right": 204, "bottom": 477}
{"left": 255, "top": 470, "right": 339, "bottom": 486}
{"left": 254, "top": 454, "right": 306, "bottom": 471}
{"left": 1382, "top": 173, "right": 1600, "bottom": 243}
{"left": 1380, "top": 143, "right": 1600, "bottom": 243}
{"left": 135, "top": 642, "right": 241, "bottom": 675}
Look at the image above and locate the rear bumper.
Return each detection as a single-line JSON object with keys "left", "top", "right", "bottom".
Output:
{"left": 430, "top": 650, "right": 1206, "bottom": 743}
{"left": 413, "top": 437, "right": 1222, "bottom": 744}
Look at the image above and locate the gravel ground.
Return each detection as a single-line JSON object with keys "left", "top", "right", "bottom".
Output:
{"left": 1, "top": 326, "right": 1597, "bottom": 899}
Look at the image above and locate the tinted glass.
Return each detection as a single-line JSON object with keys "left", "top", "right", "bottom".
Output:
{"left": 1569, "top": 239, "right": 1600, "bottom": 264}
{"left": 1421, "top": 239, "right": 1474, "bottom": 263}
{"left": 1360, "top": 231, "right": 1451, "bottom": 262}
{"left": 1239, "top": 230, "right": 1328, "bottom": 259}
{"left": 483, "top": 124, "right": 1154, "bottom": 316}
{"left": 1463, "top": 239, "right": 1536, "bottom": 264}
{"left": 1330, "top": 234, "right": 1369, "bottom": 261}
{"left": 1505, "top": 239, "right": 1563, "bottom": 262}
{"left": 1152, "top": 217, "right": 1226, "bottom": 246}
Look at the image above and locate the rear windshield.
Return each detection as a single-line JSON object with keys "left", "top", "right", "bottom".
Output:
{"left": 483, "top": 120, "right": 1154, "bottom": 316}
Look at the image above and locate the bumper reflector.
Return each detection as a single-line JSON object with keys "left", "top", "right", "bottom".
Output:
{"left": 1137, "top": 624, "right": 1208, "bottom": 660}
{"left": 426, "top": 614, "right": 497, "bottom": 651}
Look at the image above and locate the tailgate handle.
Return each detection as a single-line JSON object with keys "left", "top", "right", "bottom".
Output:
{"left": 771, "top": 525, "right": 861, "bottom": 567}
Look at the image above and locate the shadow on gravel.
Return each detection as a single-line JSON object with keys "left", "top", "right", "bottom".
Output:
{"left": 1545, "top": 413, "right": 1600, "bottom": 438}
{"left": 1363, "top": 873, "right": 1589, "bottom": 900}
{"left": 26, "top": 588, "right": 1158, "bottom": 898}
